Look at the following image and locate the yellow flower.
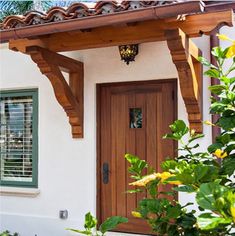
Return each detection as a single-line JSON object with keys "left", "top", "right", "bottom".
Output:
{"left": 216, "top": 34, "right": 235, "bottom": 58}
{"left": 204, "top": 120, "right": 215, "bottom": 126}
{"left": 130, "top": 172, "right": 182, "bottom": 187}
{"left": 216, "top": 34, "right": 234, "bottom": 42}
{"left": 129, "top": 173, "right": 158, "bottom": 187}
{"left": 132, "top": 211, "right": 142, "bottom": 218}
{"left": 156, "top": 172, "right": 173, "bottom": 181}
{"left": 190, "top": 129, "right": 196, "bottom": 136}
{"left": 226, "top": 45, "right": 235, "bottom": 58}
{"left": 167, "top": 180, "right": 182, "bottom": 185}
{"left": 230, "top": 206, "right": 235, "bottom": 223}
{"left": 156, "top": 172, "right": 182, "bottom": 185}
{"left": 214, "top": 149, "right": 228, "bottom": 159}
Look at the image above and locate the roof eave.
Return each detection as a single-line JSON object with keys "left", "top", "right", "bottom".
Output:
{"left": 0, "top": 1, "right": 204, "bottom": 44}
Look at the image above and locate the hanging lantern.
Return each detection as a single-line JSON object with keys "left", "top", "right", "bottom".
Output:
{"left": 119, "top": 44, "right": 139, "bottom": 65}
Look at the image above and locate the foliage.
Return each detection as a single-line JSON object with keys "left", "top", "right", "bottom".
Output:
{"left": 0, "top": 1, "right": 97, "bottom": 22}
{"left": 0, "top": 231, "right": 18, "bottom": 236}
{"left": 0, "top": 1, "right": 48, "bottom": 22}
{"left": 66, "top": 212, "right": 128, "bottom": 236}
{"left": 125, "top": 34, "right": 235, "bottom": 236}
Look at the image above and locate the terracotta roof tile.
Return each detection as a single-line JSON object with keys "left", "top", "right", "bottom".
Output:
{"left": 1, "top": 1, "right": 179, "bottom": 30}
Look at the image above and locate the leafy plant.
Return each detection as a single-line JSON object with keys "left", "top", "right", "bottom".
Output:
{"left": 0, "top": 1, "right": 97, "bottom": 23}
{"left": 125, "top": 34, "right": 235, "bottom": 236}
{"left": 0, "top": 231, "right": 19, "bottom": 236}
{"left": 66, "top": 212, "right": 128, "bottom": 236}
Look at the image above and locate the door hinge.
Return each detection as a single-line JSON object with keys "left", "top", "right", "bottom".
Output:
{"left": 172, "top": 90, "right": 175, "bottom": 100}
{"left": 102, "top": 163, "right": 109, "bottom": 184}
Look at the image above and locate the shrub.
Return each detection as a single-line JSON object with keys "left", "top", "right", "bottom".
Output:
{"left": 125, "top": 34, "right": 235, "bottom": 236}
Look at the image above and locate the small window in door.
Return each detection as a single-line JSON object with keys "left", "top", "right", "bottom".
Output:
{"left": 129, "top": 108, "right": 142, "bottom": 128}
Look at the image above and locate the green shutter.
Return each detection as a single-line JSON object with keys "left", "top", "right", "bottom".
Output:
{"left": 0, "top": 89, "right": 38, "bottom": 188}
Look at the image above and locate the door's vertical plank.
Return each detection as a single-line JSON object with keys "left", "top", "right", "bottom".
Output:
{"left": 146, "top": 92, "right": 157, "bottom": 170}
{"left": 160, "top": 83, "right": 176, "bottom": 196}
{"left": 96, "top": 84, "right": 101, "bottom": 223}
{"left": 112, "top": 94, "right": 127, "bottom": 217}
{"left": 146, "top": 92, "right": 158, "bottom": 199}
{"left": 100, "top": 86, "right": 113, "bottom": 221}
{"left": 110, "top": 94, "right": 117, "bottom": 216}
{"left": 161, "top": 83, "right": 175, "bottom": 159}
{"left": 126, "top": 93, "right": 137, "bottom": 218}
{"left": 156, "top": 91, "right": 163, "bottom": 173}
{"left": 135, "top": 93, "right": 147, "bottom": 203}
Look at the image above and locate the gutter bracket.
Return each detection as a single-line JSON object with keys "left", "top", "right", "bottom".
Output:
{"left": 26, "top": 46, "right": 84, "bottom": 138}
{"left": 165, "top": 28, "right": 203, "bottom": 133}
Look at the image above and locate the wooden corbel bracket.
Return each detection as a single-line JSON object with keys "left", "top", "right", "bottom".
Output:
{"left": 165, "top": 28, "right": 203, "bottom": 133}
{"left": 26, "top": 46, "right": 84, "bottom": 138}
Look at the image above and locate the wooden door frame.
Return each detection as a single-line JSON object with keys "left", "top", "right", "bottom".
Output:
{"left": 96, "top": 79, "right": 178, "bottom": 227}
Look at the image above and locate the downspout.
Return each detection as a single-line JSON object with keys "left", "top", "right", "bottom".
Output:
{"left": 210, "top": 31, "right": 221, "bottom": 142}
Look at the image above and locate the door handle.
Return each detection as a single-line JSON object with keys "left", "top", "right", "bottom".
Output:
{"left": 102, "top": 163, "right": 109, "bottom": 184}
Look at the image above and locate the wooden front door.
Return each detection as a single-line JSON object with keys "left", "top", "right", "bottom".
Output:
{"left": 97, "top": 80, "right": 177, "bottom": 234}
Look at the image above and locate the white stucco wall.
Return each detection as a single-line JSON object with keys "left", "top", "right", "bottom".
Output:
{"left": 0, "top": 33, "right": 213, "bottom": 236}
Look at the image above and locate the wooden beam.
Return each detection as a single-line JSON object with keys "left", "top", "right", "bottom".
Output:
{"left": 165, "top": 28, "right": 203, "bottom": 133}
{"left": 9, "top": 10, "right": 233, "bottom": 53}
{"left": 26, "top": 46, "right": 84, "bottom": 138}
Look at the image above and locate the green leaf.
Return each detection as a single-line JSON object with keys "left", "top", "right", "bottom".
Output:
{"left": 125, "top": 154, "right": 148, "bottom": 178}
{"left": 99, "top": 216, "right": 128, "bottom": 234}
{"left": 173, "top": 185, "right": 195, "bottom": 193}
{"left": 197, "top": 213, "right": 232, "bottom": 230}
{"left": 218, "top": 115, "right": 235, "bottom": 131}
{"left": 204, "top": 69, "right": 220, "bottom": 78}
{"left": 161, "top": 160, "right": 178, "bottom": 171}
{"left": 168, "top": 225, "right": 179, "bottom": 236}
{"left": 126, "top": 189, "right": 143, "bottom": 194}
{"left": 188, "top": 133, "right": 204, "bottom": 143}
{"left": 198, "top": 56, "right": 211, "bottom": 67}
{"left": 207, "top": 142, "right": 223, "bottom": 153}
{"left": 221, "top": 157, "right": 235, "bottom": 176}
{"left": 229, "top": 77, "right": 235, "bottom": 85}
{"left": 66, "top": 228, "right": 91, "bottom": 235}
{"left": 166, "top": 204, "right": 181, "bottom": 219}
{"left": 211, "top": 46, "right": 224, "bottom": 58}
{"left": 208, "top": 85, "right": 226, "bottom": 95}
{"left": 164, "top": 120, "right": 189, "bottom": 140}
{"left": 177, "top": 213, "right": 197, "bottom": 229}
{"left": 219, "top": 133, "right": 231, "bottom": 144}
{"left": 147, "top": 178, "right": 160, "bottom": 198}
{"left": 196, "top": 183, "right": 228, "bottom": 211}
{"left": 194, "top": 165, "right": 209, "bottom": 182}
{"left": 84, "top": 212, "right": 97, "bottom": 230}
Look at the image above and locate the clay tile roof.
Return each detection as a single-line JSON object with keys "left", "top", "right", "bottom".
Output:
{"left": 1, "top": 1, "right": 181, "bottom": 30}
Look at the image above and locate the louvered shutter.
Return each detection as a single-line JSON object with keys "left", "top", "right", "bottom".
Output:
{"left": 0, "top": 90, "right": 38, "bottom": 187}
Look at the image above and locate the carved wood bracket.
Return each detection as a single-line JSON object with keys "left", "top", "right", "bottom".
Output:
{"left": 165, "top": 28, "right": 203, "bottom": 133}
{"left": 26, "top": 46, "right": 84, "bottom": 138}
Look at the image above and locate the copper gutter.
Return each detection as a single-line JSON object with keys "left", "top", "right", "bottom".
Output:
{"left": 205, "top": 1, "right": 235, "bottom": 12}
{"left": 0, "top": 1, "right": 204, "bottom": 43}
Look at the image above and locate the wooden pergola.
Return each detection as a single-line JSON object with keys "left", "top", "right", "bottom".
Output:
{"left": 0, "top": 1, "right": 234, "bottom": 138}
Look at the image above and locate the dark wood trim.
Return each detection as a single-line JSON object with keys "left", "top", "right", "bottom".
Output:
{"left": 96, "top": 83, "right": 102, "bottom": 225}
{"left": 210, "top": 32, "right": 221, "bottom": 142}
{"left": 165, "top": 28, "right": 203, "bottom": 133}
{"left": 96, "top": 79, "right": 178, "bottom": 231}
{"left": 205, "top": 2, "right": 235, "bottom": 12}
{"left": 27, "top": 46, "right": 84, "bottom": 138}
{"left": 1, "top": 1, "right": 203, "bottom": 43}
{"left": 8, "top": 10, "right": 233, "bottom": 53}
{"left": 97, "top": 78, "right": 178, "bottom": 88}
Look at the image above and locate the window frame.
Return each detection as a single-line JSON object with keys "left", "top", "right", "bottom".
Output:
{"left": 0, "top": 88, "right": 38, "bottom": 188}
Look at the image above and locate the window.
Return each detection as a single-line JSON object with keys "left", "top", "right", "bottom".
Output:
{"left": 0, "top": 89, "right": 38, "bottom": 187}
